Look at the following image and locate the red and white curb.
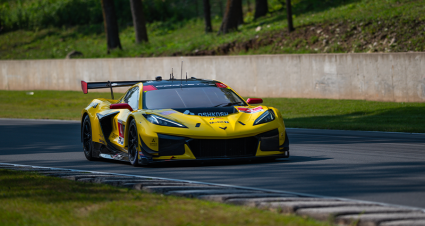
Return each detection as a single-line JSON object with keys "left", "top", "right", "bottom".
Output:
{"left": 1, "top": 163, "right": 425, "bottom": 226}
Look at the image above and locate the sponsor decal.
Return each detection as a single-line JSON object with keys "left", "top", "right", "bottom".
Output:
{"left": 160, "top": 110, "right": 177, "bottom": 115}
{"left": 112, "top": 154, "right": 124, "bottom": 160}
{"left": 210, "top": 118, "right": 224, "bottom": 120}
{"left": 118, "top": 137, "right": 124, "bottom": 145}
{"left": 150, "top": 138, "right": 157, "bottom": 146}
{"left": 118, "top": 120, "right": 125, "bottom": 145}
{"left": 219, "top": 126, "right": 227, "bottom": 130}
{"left": 237, "top": 106, "right": 263, "bottom": 114}
{"left": 99, "top": 139, "right": 106, "bottom": 145}
{"left": 89, "top": 102, "right": 98, "bottom": 108}
{"left": 183, "top": 110, "right": 195, "bottom": 115}
{"left": 209, "top": 121, "right": 229, "bottom": 124}
{"left": 198, "top": 112, "right": 229, "bottom": 117}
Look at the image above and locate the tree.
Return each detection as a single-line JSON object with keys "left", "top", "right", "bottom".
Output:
{"left": 254, "top": 0, "right": 268, "bottom": 20}
{"left": 203, "top": 0, "right": 213, "bottom": 33}
{"left": 236, "top": 0, "right": 243, "bottom": 26}
{"left": 247, "top": 0, "right": 252, "bottom": 12}
{"left": 286, "top": 0, "right": 294, "bottom": 32}
{"left": 218, "top": 0, "right": 243, "bottom": 34}
{"left": 101, "top": 0, "right": 122, "bottom": 53}
{"left": 129, "top": 0, "right": 148, "bottom": 43}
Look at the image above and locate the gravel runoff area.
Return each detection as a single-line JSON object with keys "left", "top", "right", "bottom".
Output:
{"left": 2, "top": 163, "right": 425, "bottom": 226}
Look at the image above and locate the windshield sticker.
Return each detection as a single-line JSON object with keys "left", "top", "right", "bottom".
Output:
{"left": 155, "top": 83, "right": 213, "bottom": 88}
{"left": 160, "top": 110, "right": 177, "bottom": 115}
{"left": 216, "top": 83, "right": 228, "bottom": 88}
{"left": 198, "top": 112, "right": 229, "bottom": 117}
{"left": 209, "top": 121, "right": 229, "bottom": 124}
{"left": 143, "top": 85, "right": 157, "bottom": 92}
{"left": 237, "top": 106, "right": 263, "bottom": 114}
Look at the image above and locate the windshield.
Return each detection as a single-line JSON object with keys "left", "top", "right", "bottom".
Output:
{"left": 143, "top": 87, "right": 247, "bottom": 109}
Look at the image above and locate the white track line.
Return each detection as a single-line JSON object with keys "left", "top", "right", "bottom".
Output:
{"left": 1, "top": 162, "right": 424, "bottom": 213}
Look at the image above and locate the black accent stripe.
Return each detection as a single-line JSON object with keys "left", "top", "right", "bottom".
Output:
{"left": 279, "top": 131, "right": 290, "bottom": 152}
{"left": 255, "top": 129, "right": 279, "bottom": 151}
{"left": 86, "top": 80, "right": 148, "bottom": 90}
{"left": 96, "top": 111, "right": 121, "bottom": 154}
{"left": 139, "top": 135, "right": 157, "bottom": 156}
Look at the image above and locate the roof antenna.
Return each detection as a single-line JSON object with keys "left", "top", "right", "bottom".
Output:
{"left": 180, "top": 61, "right": 183, "bottom": 89}
{"left": 186, "top": 72, "right": 187, "bottom": 83}
{"left": 172, "top": 68, "right": 174, "bottom": 83}
{"left": 107, "top": 81, "right": 114, "bottom": 99}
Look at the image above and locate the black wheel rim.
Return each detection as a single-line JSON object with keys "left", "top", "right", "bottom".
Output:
{"left": 83, "top": 121, "right": 91, "bottom": 155}
{"left": 128, "top": 124, "right": 138, "bottom": 162}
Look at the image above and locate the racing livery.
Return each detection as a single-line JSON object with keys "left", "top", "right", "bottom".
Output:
{"left": 81, "top": 77, "right": 289, "bottom": 166}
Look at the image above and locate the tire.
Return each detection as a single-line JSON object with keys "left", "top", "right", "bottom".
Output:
{"left": 128, "top": 120, "right": 140, "bottom": 167}
{"left": 82, "top": 115, "right": 95, "bottom": 161}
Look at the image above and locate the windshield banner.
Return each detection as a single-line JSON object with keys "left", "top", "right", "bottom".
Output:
{"left": 173, "top": 107, "right": 237, "bottom": 116}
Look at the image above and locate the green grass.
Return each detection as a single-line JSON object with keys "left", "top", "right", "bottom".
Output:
{"left": 0, "top": 90, "right": 424, "bottom": 133}
{"left": 0, "top": 169, "right": 331, "bottom": 226}
{"left": 1, "top": 0, "right": 425, "bottom": 59}
{"left": 263, "top": 98, "right": 425, "bottom": 133}
{"left": 0, "top": 90, "right": 120, "bottom": 120}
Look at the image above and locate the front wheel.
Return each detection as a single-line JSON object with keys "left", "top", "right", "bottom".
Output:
{"left": 82, "top": 115, "right": 95, "bottom": 161}
{"left": 128, "top": 120, "right": 140, "bottom": 167}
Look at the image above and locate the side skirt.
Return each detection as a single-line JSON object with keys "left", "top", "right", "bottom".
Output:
{"left": 92, "top": 141, "right": 129, "bottom": 162}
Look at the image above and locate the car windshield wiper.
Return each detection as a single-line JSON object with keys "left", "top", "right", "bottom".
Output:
{"left": 213, "top": 102, "right": 242, "bottom": 107}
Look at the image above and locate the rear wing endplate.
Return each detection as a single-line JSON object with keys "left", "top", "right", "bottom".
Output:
{"left": 81, "top": 80, "right": 146, "bottom": 99}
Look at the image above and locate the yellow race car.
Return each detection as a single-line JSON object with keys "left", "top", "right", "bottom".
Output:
{"left": 81, "top": 76, "right": 289, "bottom": 166}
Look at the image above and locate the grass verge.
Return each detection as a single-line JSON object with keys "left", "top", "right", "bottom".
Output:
{"left": 0, "top": 169, "right": 330, "bottom": 226}
{"left": 264, "top": 98, "right": 425, "bottom": 133}
{"left": 1, "top": 90, "right": 424, "bottom": 133}
{"left": 0, "top": 90, "right": 120, "bottom": 120}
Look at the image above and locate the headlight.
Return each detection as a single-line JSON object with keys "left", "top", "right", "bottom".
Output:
{"left": 142, "top": 114, "right": 187, "bottom": 128}
{"left": 253, "top": 110, "right": 276, "bottom": 125}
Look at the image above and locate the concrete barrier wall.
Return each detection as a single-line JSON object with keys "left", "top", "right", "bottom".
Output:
{"left": 1, "top": 53, "right": 425, "bottom": 102}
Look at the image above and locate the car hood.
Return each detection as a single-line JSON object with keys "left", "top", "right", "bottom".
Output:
{"left": 139, "top": 106, "right": 277, "bottom": 138}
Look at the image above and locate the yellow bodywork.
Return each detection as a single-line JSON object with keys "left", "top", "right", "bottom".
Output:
{"left": 81, "top": 81, "right": 288, "bottom": 162}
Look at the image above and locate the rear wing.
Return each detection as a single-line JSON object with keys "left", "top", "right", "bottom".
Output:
{"left": 81, "top": 80, "right": 146, "bottom": 99}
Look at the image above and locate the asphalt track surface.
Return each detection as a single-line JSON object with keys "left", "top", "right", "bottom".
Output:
{"left": 1, "top": 118, "right": 424, "bottom": 209}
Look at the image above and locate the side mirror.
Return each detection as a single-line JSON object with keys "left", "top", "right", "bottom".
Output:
{"left": 110, "top": 103, "right": 134, "bottom": 111}
{"left": 247, "top": 98, "right": 263, "bottom": 104}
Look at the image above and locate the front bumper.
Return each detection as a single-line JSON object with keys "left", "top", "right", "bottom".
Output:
{"left": 138, "top": 151, "right": 290, "bottom": 165}
{"left": 138, "top": 128, "right": 289, "bottom": 163}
